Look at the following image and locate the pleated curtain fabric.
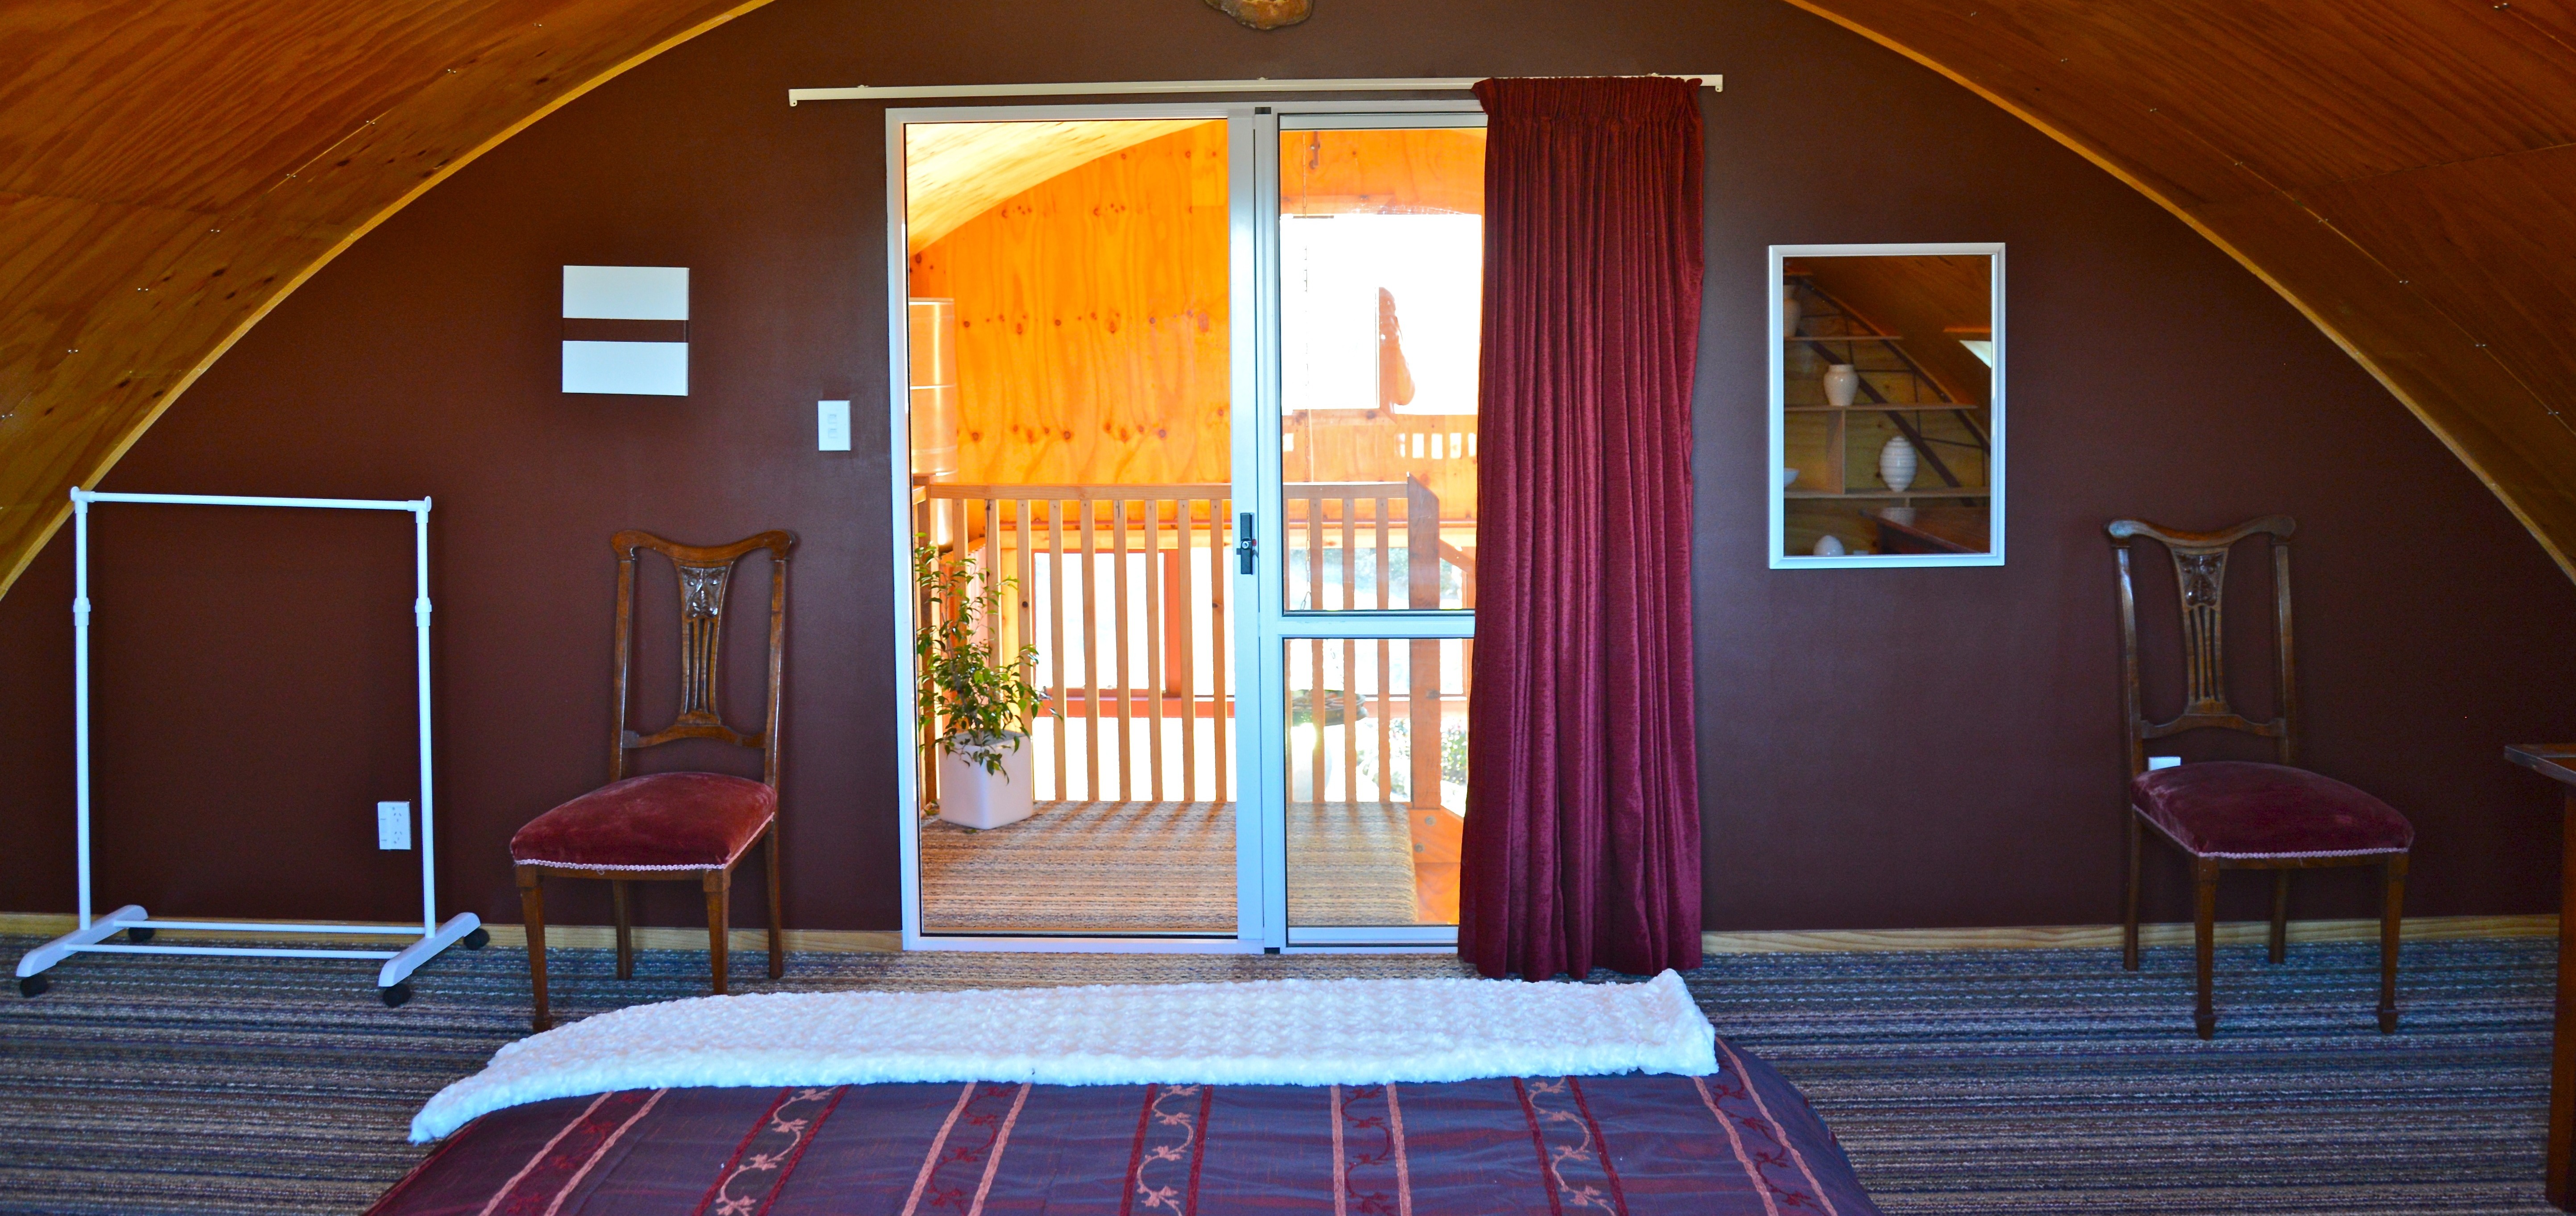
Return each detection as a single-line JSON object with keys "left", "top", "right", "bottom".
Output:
{"left": 1460, "top": 77, "right": 1705, "bottom": 980}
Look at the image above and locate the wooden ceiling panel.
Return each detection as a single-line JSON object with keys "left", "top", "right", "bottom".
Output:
{"left": 0, "top": 0, "right": 774, "bottom": 594}
{"left": 1889, "top": 1, "right": 2576, "bottom": 194}
{"left": 1787, "top": 0, "right": 2576, "bottom": 578}
{"left": 905, "top": 120, "right": 1214, "bottom": 253}
{"left": 2291, "top": 146, "right": 2576, "bottom": 406}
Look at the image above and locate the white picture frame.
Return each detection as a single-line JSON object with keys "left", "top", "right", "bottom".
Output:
{"left": 1768, "top": 242, "right": 2005, "bottom": 569}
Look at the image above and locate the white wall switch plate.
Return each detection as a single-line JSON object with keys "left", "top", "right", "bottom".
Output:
{"left": 2146, "top": 755, "right": 2183, "bottom": 771}
{"left": 377, "top": 801, "right": 413, "bottom": 850}
{"left": 818, "top": 399, "right": 852, "bottom": 451}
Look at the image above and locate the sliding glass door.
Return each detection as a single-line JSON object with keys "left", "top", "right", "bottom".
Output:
{"left": 1245, "top": 112, "right": 1485, "bottom": 949}
{"left": 890, "top": 103, "right": 1483, "bottom": 950}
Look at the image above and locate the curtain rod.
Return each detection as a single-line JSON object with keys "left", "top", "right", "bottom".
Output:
{"left": 786, "top": 74, "right": 1720, "bottom": 105}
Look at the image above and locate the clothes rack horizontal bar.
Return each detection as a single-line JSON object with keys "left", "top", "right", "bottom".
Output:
{"left": 127, "top": 919, "right": 431, "bottom": 935}
{"left": 791, "top": 73, "right": 1721, "bottom": 104}
{"left": 66, "top": 944, "right": 402, "bottom": 960}
{"left": 73, "top": 489, "right": 429, "bottom": 513}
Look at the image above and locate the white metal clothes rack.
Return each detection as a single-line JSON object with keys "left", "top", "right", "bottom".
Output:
{"left": 13, "top": 489, "right": 485, "bottom": 1005}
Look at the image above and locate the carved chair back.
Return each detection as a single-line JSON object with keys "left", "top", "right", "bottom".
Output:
{"left": 610, "top": 529, "right": 795, "bottom": 790}
{"left": 2107, "top": 515, "right": 2297, "bottom": 779}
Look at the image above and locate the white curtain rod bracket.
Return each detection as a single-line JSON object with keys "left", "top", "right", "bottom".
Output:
{"left": 788, "top": 73, "right": 1720, "bottom": 105}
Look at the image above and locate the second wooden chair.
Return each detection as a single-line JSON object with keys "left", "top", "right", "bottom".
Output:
{"left": 2110, "top": 515, "right": 2411, "bottom": 1040}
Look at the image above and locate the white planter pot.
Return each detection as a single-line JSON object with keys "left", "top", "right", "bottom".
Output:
{"left": 937, "top": 732, "right": 1035, "bottom": 830}
{"left": 1822, "top": 364, "right": 1860, "bottom": 407}
{"left": 1878, "top": 435, "right": 1918, "bottom": 493}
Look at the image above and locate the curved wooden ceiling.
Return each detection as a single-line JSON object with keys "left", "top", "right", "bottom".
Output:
{"left": 0, "top": 0, "right": 772, "bottom": 594}
{"left": 6, "top": 1, "right": 2575, "bottom": 592}
{"left": 906, "top": 120, "right": 1215, "bottom": 253}
{"left": 1782, "top": 0, "right": 2576, "bottom": 577}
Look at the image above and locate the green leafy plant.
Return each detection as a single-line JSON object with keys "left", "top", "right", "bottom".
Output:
{"left": 914, "top": 538, "right": 1047, "bottom": 776}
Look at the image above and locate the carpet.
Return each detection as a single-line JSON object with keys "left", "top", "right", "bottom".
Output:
{"left": 918, "top": 800, "right": 1418, "bottom": 932}
{"left": 0, "top": 933, "right": 2554, "bottom": 1214}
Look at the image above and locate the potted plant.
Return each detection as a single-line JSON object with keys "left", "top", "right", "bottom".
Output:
{"left": 914, "top": 538, "right": 1047, "bottom": 829}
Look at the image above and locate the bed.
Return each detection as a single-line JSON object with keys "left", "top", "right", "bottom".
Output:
{"left": 370, "top": 975, "right": 1881, "bottom": 1215}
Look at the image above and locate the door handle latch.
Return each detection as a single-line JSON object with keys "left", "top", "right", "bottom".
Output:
{"left": 1236, "top": 513, "right": 1257, "bottom": 574}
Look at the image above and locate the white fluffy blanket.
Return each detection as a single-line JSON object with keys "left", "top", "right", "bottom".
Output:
{"left": 412, "top": 970, "right": 1713, "bottom": 1141}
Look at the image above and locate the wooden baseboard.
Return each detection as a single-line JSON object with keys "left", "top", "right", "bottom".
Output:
{"left": 2, "top": 912, "right": 2549, "bottom": 959}
{"left": 1700, "top": 914, "right": 2557, "bottom": 955}
{"left": 0, "top": 913, "right": 899, "bottom": 955}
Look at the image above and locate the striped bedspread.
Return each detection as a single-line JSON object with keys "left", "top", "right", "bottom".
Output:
{"left": 368, "top": 1042, "right": 1878, "bottom": 1215}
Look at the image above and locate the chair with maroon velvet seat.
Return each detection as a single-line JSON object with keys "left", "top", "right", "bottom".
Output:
{"left": 2111, "top": 515, "right": 2411, "bottom": 1039}
{"left": 512, "top": 529, "right": 794, "bottom": 1030}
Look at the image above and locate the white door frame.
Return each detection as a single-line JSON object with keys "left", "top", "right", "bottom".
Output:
{"left": 884, "top": 100, "right": 1481, "bottom": 953}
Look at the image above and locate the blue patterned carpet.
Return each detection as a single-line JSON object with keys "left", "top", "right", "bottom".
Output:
{"left": 0, "top": 932, "right": 2552, "bottom": 1214}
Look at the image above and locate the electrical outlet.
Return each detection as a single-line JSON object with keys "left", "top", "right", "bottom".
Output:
{"left": 817, "top": 399, "right": 852, "bottom": 452}
{"left": 377, "top": 801, "right": 413, "bottom": 850}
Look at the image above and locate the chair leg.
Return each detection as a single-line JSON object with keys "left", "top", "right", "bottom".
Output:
{"left": 765, "top": 825, "right": 785, "bottom": 981}
{"left": 705, "top": 870, "right": 731, "bottom": 996}
{"left": 2268, "top": 870, "right": 2290, "bottom": 965}
{"left": 2122, "top": 813, "right": 2142, "bottom": 971}
{"left": 2380, "top": 852, "right": 2408, "bottom": 1034}
{"left": 611, "top": 880, "right": 634, "bottom": 981}
{"left": 2193, "top": 857, "right": 2219, "bottom": 1040}
{"left": 517, "top": 867, "right": 551, "bottom": 1032}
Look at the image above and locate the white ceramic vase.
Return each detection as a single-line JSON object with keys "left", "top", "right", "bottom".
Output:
{"left": 1813, "top": 534, "right": 1846, "bottom": 557}
{"left": 936, "top": 731, "right": 1035, "bottom": 830}
{"left": 1878, "top": 435, "right": 1918, "bottom": 493}
{"left": 1781, "top": 287, "right": 1802, "bottom": 338}
{"left": 1822, "top": 364, "right": 1860, "bottom": 407}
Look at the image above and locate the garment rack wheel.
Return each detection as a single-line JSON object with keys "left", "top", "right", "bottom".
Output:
{"left": 463, "top": 927, "right": 490, "bottom": 950}
{"left": 125, "top": 926, "right": 153, "bottom": 943}
{"left": 18, "top": 975, "right": 48, "bottom": 999}
{"left": 381, "top": 982, "right": 412, "bottom": 1008}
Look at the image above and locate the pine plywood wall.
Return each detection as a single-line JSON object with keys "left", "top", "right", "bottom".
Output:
{"left": 907, "top": 122, "right": 1232, "bottom": 487}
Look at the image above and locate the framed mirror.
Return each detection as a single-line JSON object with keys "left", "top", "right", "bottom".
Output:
{"left": 1769, "top": 243, "right": 2004, "bottom": 568}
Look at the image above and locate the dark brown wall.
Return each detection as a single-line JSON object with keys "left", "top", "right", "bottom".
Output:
{"left": 3, "top": 0, "right": 2568, "bottom": 935}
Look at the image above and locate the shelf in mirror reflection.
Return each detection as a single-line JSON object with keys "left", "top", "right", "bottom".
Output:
{"left": 1786, "top": 488, "right": 1989, "bottom": 499}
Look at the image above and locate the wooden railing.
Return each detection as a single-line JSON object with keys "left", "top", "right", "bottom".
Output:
{"left": 1281, "top": 479, "right": 1471, "bottom": 809}
{"left": 916, "top": 481, "right": 1472, "bottom": 809}
{"left": 918, "top": 484, "right": 1235, "bottom": 805}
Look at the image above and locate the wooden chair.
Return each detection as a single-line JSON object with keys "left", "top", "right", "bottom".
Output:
{"left": 510, "top": 529, "right": 794, "bottom": 1030}
{"left": 2110, "top": 515, "right": 2411, "bottom": 1039}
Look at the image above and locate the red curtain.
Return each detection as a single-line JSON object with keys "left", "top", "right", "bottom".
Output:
{"left": 1460, "top": 77, "right": 1704, "bottom": 980}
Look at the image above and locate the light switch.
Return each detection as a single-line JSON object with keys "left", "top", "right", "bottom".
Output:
{"left": 377, "top": 801, "right": 413, "bottom": 850}
{"left": 818, "top": 399, "right": 852, "bottom": 452}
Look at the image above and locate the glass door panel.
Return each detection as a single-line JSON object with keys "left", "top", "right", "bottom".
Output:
{"left": 1277, "top": 127, "right": 1484, "bottom": 614}
{"left": 904, "top": 117, "right": 1239, "bottom": 936}
{"left": 1282, "top": 636, "right": 1469, "bottom": 926}
{"left": 1267, "top": 117, "right": 1483, "bottom": 943}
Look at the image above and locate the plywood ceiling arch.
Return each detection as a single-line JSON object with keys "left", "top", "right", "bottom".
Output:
{"left": 0, "top": 0, "right": 777, "bottom": 596}
{"left": 1780, "top": 0, "right": 2576, "bottom": 579}
{"left": 905, "top": 120, "right": 1216, "bottom": 253}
